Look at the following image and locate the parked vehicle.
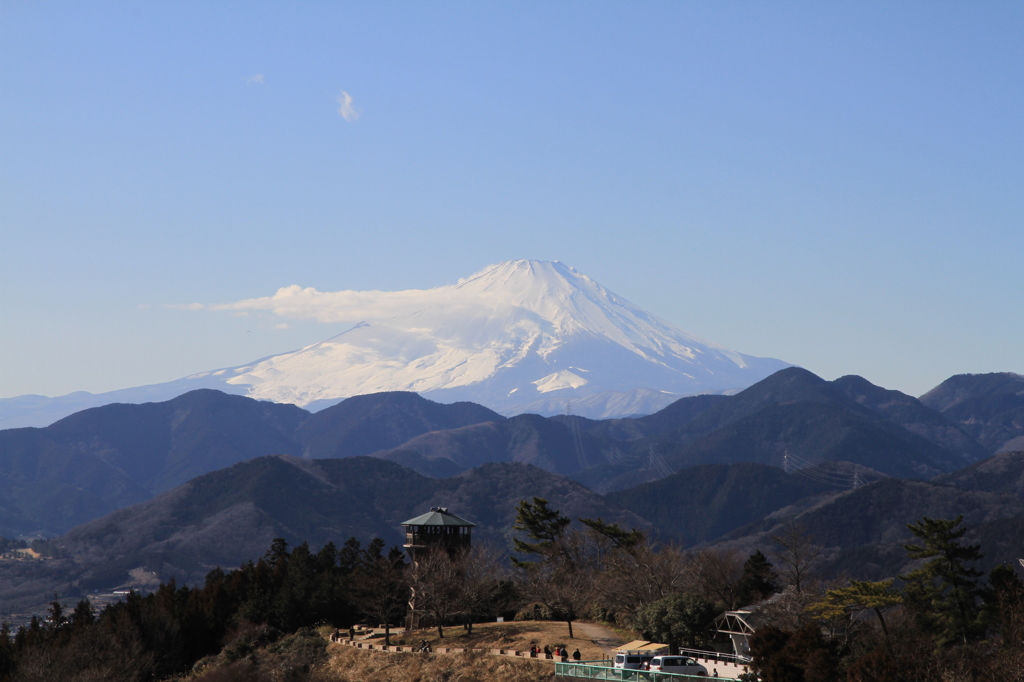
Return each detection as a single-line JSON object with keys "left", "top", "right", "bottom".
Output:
{"left": 613, "top": 653, "right": 656, "bottom": 670}
{"left": 647, "top": 656, "right": 708, "bottom": 676}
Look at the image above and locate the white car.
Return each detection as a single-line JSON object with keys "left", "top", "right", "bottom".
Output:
{"left": 613, "top": 653, "right": 655, "bottom": 670}
{"left": 647, "top": 655, "right": 708, "bottom": 676}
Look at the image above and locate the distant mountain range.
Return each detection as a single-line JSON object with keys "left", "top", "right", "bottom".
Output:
{"left": 0, "top": 390, "right": 500, "bottom": 536}
{"left": 0, "top": 368, "right": 1021, "bottom": 617}
{"left": 713, "top": 453, "right": 1024, "bottom": 581}
{"left": 0, "top": 457, "right": 647, "bottom": 612}
{"left": 0, "top": 260, "right": 789, "bottom": 428}
{"left": 0, "top": 368, "right": 1017, "bottom": 538}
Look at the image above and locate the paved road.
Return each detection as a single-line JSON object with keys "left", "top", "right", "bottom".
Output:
{"left": 574, "top": 622, "right": 626, "bottom": 653}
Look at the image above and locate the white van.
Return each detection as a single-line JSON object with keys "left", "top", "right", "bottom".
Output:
{"left": 613, "top": 653, "right": 655, "bottom": 670}
{"left": 647, "top": 655, "right": 708, "bottom": 676}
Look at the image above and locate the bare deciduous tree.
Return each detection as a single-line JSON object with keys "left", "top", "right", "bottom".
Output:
{"left": 410, "top": 548, "right": 463, "bottom": 638}
{"left": 689, "top": 549, "right": 745, "bottom": 609}
{"left": 770, "top": 521, "right": 818, "bottom": 593}
{"left": 455, "top": 545, "right": 508, "bottom": 634}
{"left": 593, "top": 541, "right": 692, "bottom": 619}
{"left": 518, "top": 536, "right": 598, "bottom": 640}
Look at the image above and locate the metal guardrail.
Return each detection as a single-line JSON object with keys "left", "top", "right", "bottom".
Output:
{"left": 555, "top": 661, "right": 739, "bottom": 681}
{"left": 677, "top": 648, "right": 751, "bottom": 665}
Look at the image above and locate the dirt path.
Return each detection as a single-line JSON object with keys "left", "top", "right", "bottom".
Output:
{"left": 573, "top": 622, "right": 625, "bottom": 653}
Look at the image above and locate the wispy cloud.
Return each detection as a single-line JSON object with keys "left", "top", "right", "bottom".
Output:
{"left": 164, "top": 302, "right": 205, "bottom": 311}
{"left": 336, "top": 90, "right": 359, "bottom": 121}
{"left": 210, "top": 284, "right": 441, "bottom": 323}
{"left": 179, "top": 265, "right": 512, "bottom": 324}
{"left": 247, "top": 74, "right": 265, "bottom": 85}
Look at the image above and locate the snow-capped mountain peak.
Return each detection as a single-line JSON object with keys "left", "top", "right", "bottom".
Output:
{"left": 0, "top": 260, "right": 791, "bottom": 427}
{"left": 214, "top": 260, "right": 788, "bottom": 411}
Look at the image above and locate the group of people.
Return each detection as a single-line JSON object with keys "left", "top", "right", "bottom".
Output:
{"left": 329, "top": 627, "right": 358, "bottom": 643}
{"left": 528, "top": 644, "right": 581, "bottom": 661}
{"left": 328, "top": 626, "right": 591, "bottom": 664}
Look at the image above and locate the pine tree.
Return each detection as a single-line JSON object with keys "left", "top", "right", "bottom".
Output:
{"left": 738, "top": 550, "right": 780, "bottom": 605}
{"left": 511, "top": 497, "right": 571, "bottom": 566}
{"left": 900, "top": 515, "right": 984, "bottom": 646}
{"left": 809, "top": 579, "right": 902, "bottom": 656}
{"left": 511, "top": 497, "right": 594, "bottom": 639}
{"left": 579, "top": 517, "right": 644, "bottom": 551}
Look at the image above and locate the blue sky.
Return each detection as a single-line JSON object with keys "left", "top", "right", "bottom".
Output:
{"left": 1, "top": 2, "right": 1022, "bottom": 399}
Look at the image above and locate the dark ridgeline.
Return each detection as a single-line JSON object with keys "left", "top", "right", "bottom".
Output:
{"left": 0, "top": 389, "right": 502, "bottom": 536}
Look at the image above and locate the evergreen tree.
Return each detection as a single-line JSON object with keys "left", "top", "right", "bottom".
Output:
{"left": 632, "top": 593, "right": 717, "bottom": 653}
{"left": 981, "top": 563, "right": 1024, "bottom": 644}
{"left": 737, "top": 550, "right": 780, "bottom": 605}
{"left": 352, "top": 538, "right": 408, "bottom": 646}
{"left": 809, "top": 579, "right": 902, "bottom": 657}
{"left": 899, "top": 515, "right": 984, "bottom": 646}
{"left": 70, "top": 599, "right": 96, "bottom": 628}
{"left": 750, "top": 624, "right": 839, "bottom": 682}
{"left": 511, "top": 497, "right": 595, "bottom": 639}
{"left": 578, "top": 517, "right": 644, "bottom": 551}
{"left": 511, "top": 497, "right": 571, "bottom": 567}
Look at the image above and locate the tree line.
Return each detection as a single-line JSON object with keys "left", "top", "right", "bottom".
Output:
{"left": 0, "top": 501, "right": 1020, "bottom": 682}
{"left": 0, "top": 537, "right": 410, "bottom": 681}
{"left": 746, "top": 515, "right": 1024, "bottom": 681}
{"left": 508, "top": 499, "right": 1024, "bottom": 680}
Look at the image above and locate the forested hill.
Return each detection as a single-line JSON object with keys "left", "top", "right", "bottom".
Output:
{"left": 0, "top": 367, "right": 1015, "bottom": 541}
{"left": 0, "top": 456, "right": 644, "bottom": 614}
{"left": 8, "top": 449, "right": 1024, "bottom": 619}
{"left": 0, "top": 390, "right": 500, "bottom": 536}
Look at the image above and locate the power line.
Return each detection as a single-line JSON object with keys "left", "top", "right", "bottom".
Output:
{"left": 565, "top": 402, "right": 590, "bottom": 470}
{"left": 647, "top": 444, "right": 674, "bottom": 478}
{"left": 782, "top": 451, "right": 860, "bottom": 489}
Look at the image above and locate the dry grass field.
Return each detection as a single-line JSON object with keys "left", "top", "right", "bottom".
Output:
{"left": 185, "top": 621, "right": 628, "bottom": 682}
{"left": 320, "top": 647, "right": 554, "bottom": 682}
{"left": 388, "top": 620, "right": 618, "bottom": 661}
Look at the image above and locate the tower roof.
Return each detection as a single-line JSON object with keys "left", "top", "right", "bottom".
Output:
{"left": 401, "top": 507, "right": 476, "bottom": 527}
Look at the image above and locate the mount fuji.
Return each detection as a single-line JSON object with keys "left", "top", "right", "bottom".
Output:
{"left": 0, "top": 260, "right": 791, "bottom": 427}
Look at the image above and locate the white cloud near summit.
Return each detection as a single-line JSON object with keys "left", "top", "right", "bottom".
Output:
{"left": 210, "top": 284, "right": 441, "bottom": 323}
{"left": 336, "top": 90, "right": 359, "bottom": 121}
